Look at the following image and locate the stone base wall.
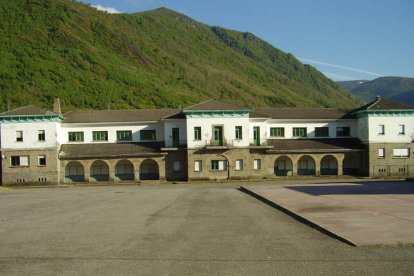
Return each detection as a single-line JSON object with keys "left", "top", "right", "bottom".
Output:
{"left": 1, "top": 148, "right": 60, "bottom": 186}
{"left": 165, "top": 150, "right": 188, "bottom": 181}
{"left": 368, "top": 143, "right": 414, "bottom": 177}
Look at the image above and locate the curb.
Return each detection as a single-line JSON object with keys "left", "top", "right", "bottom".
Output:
{"left": 239, "top": 185, "right": 357, "bottom": 247}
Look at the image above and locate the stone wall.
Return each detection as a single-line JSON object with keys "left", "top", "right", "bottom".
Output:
{"left": 367, "top": 143, "right": 414, "bottom": 177}
{"left": 1, "top": 148, "right": 60, "bottom": 186}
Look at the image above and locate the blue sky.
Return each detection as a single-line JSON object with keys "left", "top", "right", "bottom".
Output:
{"left": 80, "top": 0, "right": 414, "bottom": 81}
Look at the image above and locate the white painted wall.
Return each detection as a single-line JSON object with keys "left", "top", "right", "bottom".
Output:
{"left": 163, "top": 119, "right": 187, "bottom": 147}
{"left": 366, "top": 115, "right": 414, "bottom": 143}
{"left": 265, "top": 120, "right": 357, "bottom": 139}
{"left": 0, "top": 122, "right": 59, "bottom": 149}
{"left": 186, "top": 116, "right": 250, "bottom": 148}
{"left": 59, "top": 122, "right": 164, "bottom": 144}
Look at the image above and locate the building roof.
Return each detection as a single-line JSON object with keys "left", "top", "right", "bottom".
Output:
{"left": 267, "top": 138, "right": 365, "bottom": 153}
{"left": 252, "top": 108, "right": 353, "bottom": 120}
{"left": 59, "top": 143, "right": 165, "bottom": 159}
{"left": 184, "top": 99, "right": 249, "bottom": 111}
{"left": 63, "top": 109, "right": 182, "bottom": 123}
{"left": 0, "top": 105, "right": 58, "bottom": 116}
{"left": 354, "top": 97, "right": 414, "bottom": 112}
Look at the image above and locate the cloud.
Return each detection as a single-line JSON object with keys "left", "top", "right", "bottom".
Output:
{"left": 322, "top": 72, "right": 357, "bottom": 81}
{"left": 300, "top": 58, "right": 384, "bottom": 77}
{"left": 91, "top": 4, "right": 121, "bottom": 14}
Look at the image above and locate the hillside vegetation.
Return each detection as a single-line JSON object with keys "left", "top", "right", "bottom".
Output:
{"left": 0, "top": 0, "right": 361, "bottom": 112}
{"left": 338, "top": 77, "right": 414, "bottom": 105}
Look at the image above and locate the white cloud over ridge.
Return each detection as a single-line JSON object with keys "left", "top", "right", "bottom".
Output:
{"left": 300, "top": 58, "right": 384, "bottom": 77}
{"left": 91, "top": 4, "right": 121, "bottom": 14}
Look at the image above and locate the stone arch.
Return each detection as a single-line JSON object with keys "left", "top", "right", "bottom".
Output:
{"left": 297, "top": 155, "right": 316, "bottom": 176}
{"left": 115, "top": 159, "right": 134, "bottom": 181}
{"left": 140, "top": 159, "right": 159, "bottom": 180}
{"left": 274, "top": 156, "right": 293, "bottom": 176}
{"left": 90, "top": 160, "right": 110, "bottom": 181}
{"left": 320, "top": 155, "right": 338, "bottom": 175}
{"left": 65, "top": 161, "right": 85, "bottom": 182}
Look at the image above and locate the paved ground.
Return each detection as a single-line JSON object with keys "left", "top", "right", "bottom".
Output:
{"left": 241, "top": 180, "right": 414, "bottom": 246}
{"left": 0, "top": 182, "right": 413, "bottom": 275}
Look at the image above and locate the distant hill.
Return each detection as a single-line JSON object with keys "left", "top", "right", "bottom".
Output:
{"left": 338, "top": 77, "right": 414, "bottom": 105}
{"left": 0, "top": 0, "right": 361, "bottom": 112}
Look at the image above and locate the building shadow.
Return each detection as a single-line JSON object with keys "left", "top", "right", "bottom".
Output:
{"left": 286, "top": 181, "right": 414, "bottom": 196}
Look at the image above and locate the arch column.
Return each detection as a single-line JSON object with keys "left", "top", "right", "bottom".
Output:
{"left": 336, "top": 154, "right": 345, "bottom": 176}
{"left": 291, "top": 155, "right": 299, "bottom": 176}
{"left": 83, "top": 160, "right": 92, "bottom": 182}
{"left": 108, "top": 159, "right": 117, "bottom": 182}
{"left": 315, "top": 155, "right": 322, "bottom": 177}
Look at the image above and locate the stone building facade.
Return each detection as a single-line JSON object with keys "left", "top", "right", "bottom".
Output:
{"left": 0, "top": 98, "right": 413, "bottom": 186}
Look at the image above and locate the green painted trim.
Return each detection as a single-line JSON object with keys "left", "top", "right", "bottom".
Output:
{"left": 0, "top": 115, "right": 64, "bottom": 123}
{"left": 353, "top": 109, "right": 414, "bottom": 118}
{"left": 184, "top": 110, "right": 250, "bottom": 118}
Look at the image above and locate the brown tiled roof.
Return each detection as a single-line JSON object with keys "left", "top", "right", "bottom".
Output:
{"left": 353, "top": 98, "right": 414, "bottom": 112}
{"left": 267, "top": 138, "right": 365, "bottom": 153}
{"left": 0, "top": 105, "right": 57, "bottom": 116}
{"left": 184, "top": 99, "right": 249, "bottom": 111}
{"left": 252, "top": 108, "right": 353, "bottom": 120}
{"left": 59, "top": 143, "right": 165, "bottom": 159}
{"left": 63, "top": 109, "right": 182, "bottom": 123}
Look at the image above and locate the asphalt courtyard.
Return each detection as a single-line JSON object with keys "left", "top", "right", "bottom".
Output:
{"left": 0, "top": 181, "right": 413, "bottom": 275}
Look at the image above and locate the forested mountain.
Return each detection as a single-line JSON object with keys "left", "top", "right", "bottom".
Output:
{"left": 338, "top": 77, "right": 414, "bottom": 105}
{"left": 0, "top": 0, "right": 361, "bottom": 112}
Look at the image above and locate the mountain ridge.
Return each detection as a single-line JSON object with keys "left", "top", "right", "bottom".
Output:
{"left": 337, "top": 76, "right": 414, "bottom": 105}
{"left": 0, "top": 0, "right": 361, "bottom": 112}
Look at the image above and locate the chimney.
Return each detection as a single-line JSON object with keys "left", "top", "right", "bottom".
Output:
{"left": 375, "top": 95, "right": 381, "bottom": 101}
{"left": 53, "top": 98, "right": 61, "bottom": 114}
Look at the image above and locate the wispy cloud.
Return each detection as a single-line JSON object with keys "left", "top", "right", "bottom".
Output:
{"left": 322, "top": 72, "right": 357, "bottom": 81}
{"left": 300, "top": 58, "right": 384, "bottom": 77}
{"left": 91, "top": 4, "right": 121, "bottom": 14}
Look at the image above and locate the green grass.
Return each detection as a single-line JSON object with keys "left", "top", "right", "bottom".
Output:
{"left": 0, "top": 1, "right": 362, "bottom": 112}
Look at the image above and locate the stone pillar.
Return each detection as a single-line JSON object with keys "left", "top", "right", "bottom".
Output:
{"left": 134, "top": 160, "right": 141, "bottom": 182}
{"left": 159, "top": 157, "right": 166, "bottom": 181}
{"left": 83, "top": 160, "right": 91, "bottom": 182}
{"left": 108, "top": 159, "right": 116, "bottom": 182}
{"left": 336, "top": 154, "right": 344, "bottom": 176}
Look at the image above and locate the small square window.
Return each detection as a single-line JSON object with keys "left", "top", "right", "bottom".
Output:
{"left": 254, "top": 159, "right": 261, "bottom": 170}
{"left": 38, "top": 155, "right": 46, "bottom": 166}
{"left": 16, "top": 131, "right": 23, "bottom": 142}
{"left": 92, "top": 131, "right": 108, "bottom": 141}
{"left": 38, "top": 130, "right": 45, "bottom": 141}
{"left": 399, "top": 125, "right": 405, "bottom": 135}
{"left": 378, "top": 125, "right": 385, "bottom": 135}
{"left": 235, "top": 126, "right": 243, "bottom": 140}
{"left": 194, "top": 160, "right": 202, "bottom": 172}
{"left": 11, "top": 156, "right": 29, "bottom": 167}
{"left": 378, "top": 148, "right": 385, "bottom": 158}
{"left": 270, "top": 127, "right": 284, "bottom": 137}
{"left": 194, "top": 127, "right": 201, "bottom": 140}
{"left": 117, "top": 130, "right": 132, "bottom": 141}
{"left": 235, "top": 159, "right": 243, "bottom": 171}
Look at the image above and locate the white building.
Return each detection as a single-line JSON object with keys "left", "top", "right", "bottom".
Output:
{"left": 0, "top": 98, "right": 413, "bottom": 185}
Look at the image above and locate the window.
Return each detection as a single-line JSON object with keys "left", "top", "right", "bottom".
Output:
{"left": 235, "top": 126, "right": 243, "bottom": 140}
{"left": 68, "top": 132, "right": 84, "bottom": 142}
{"left": 16, "top": 131, "right": 23, "bottom": 142}
{"left": 393, "top": 148, "right": 410, "bottom": 158}
{"left": 10, "top": 156, "right": 29, "bottom": 167}
{"left": 378, "top": 148, "right": 385, "bottom": 158}
{"left": 293, "top": 127, "right": 307, "bottom": 137}
{"left": 211, "top": 160, "right": 227, "bottom": 171}
{"left": 117, "top": 130, "right": 132, "bottom": 141}
{"left": 399, "top": 125, "right": 405, "bottom": 135}
{"left": 194, "top": 127, "right": 201, "bottom": 140}
{"left": 194, "top": 160, "right": 202, "bottom": 172}
{"left": 235, "top": 159, "right": 243, "bottom": 171}
{"left": 378, "top": 125, "right": 385, "bottom": 135}
{"left": 92, "top": 131, "right": 108, "bottom": 141}
{"left": 315, "top": 127, "right": 329, "bottom": 137}
{"left": 38, "top": 130, "right": 45, "bottom": 141}
{"left": 270, "top": 127, "right": 284, "bottom": 137}
{"left": 140, "top": 130, "right": 156, "bottom": 141}
{"left": 38, "top": 155, "right": 46, "bottom": 166}
{"left": 254, "top": 159, "right": 261, "bottom": 170}
{"left": 336, "top": 127, "right": 350, "bottom": 137}
{"left": 173, "top": 161, "right": 181, "bottom": 172}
